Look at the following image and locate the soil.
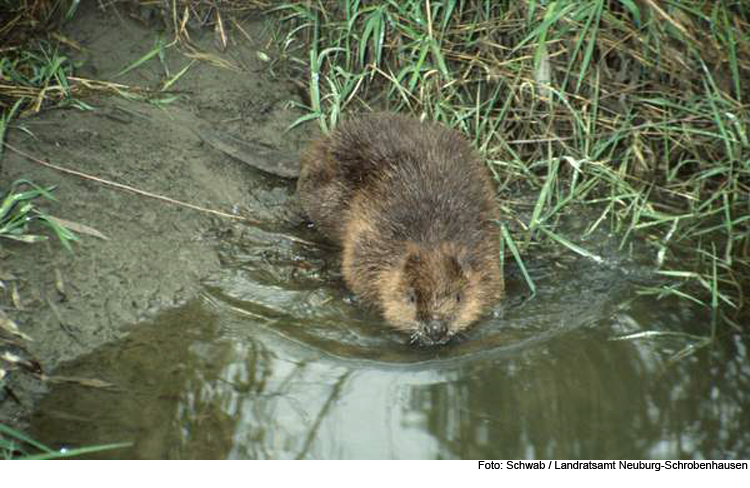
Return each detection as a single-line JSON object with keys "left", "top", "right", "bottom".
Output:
{"left": 0, "top": 3, "right": 308, "bottom": 428}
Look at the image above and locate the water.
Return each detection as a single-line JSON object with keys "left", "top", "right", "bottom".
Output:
{"left": 29, "top": 212, "right": 750, "bottom": 459}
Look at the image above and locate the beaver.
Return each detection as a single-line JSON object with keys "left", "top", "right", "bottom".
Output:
{"left": 297, "top": 113, "right": 504, "bottom": 345}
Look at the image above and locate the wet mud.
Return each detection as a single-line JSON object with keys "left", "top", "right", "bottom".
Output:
{"left": 1, "top": 3, "right": 307, "bottom": 425}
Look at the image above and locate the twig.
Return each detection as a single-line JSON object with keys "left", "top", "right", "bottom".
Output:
{"left": 3, "top": 142, "right": 257, "bottom": 223}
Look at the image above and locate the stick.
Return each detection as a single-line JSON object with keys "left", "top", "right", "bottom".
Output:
{"left": 3, "top": 142, "right": 257, "bottom": 224}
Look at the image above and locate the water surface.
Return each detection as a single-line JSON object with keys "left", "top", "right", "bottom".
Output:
{"left": 30, "top": 211, "right": 750, "bottom": 459}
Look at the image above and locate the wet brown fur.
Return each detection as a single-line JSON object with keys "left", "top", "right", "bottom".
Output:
{"left": 298, "top": 112, "right": 504, "bottom": 345}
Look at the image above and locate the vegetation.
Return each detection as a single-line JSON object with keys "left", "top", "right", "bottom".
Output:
{"left": 0, "top": 0, "right": 747, "bottom": 458}
{"left": 1, "top": 423, "right": 131, "bottom": 459}
{"left": 1, "top": 1, "right": 748, "bottom": 328}
{"left": 268, "top": 0, "right": 750, "bottom": 335}
{"left": 0, "top": 0, "right": 747, "bottom": 333}
{"left": 0, "top": 179, "right": 78, "bottom": 250}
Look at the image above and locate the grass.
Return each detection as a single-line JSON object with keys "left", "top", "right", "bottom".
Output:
{"left": 0, "top": 58, "right": 80, "bottom": 251}
{"left": 0, "top": 35, "right": 186, "bottom": 111}
{"left": 0, "top": 40, "right": 81, "bottom": 114}
{"left": 0, "top": 179, "right": 78, "bottom": 251}
{"left": 0, "top": 0, "right": 746, "bottom": 458}
{"left": 0, "top": 1, "right": 745, "bottom": 331}
{"left": 0, "top": 423, "right": 131, "bottom": 460}
{"left": 269, "top": 0, "right": 750, "bottom": 337}
{"left": 0, "top": 1, "right": 747, "bottom": 325}
{"left": 0, "top": 0, "right": 209, "bottom": 115}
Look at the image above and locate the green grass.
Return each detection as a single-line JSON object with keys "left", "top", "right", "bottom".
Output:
{"left": 0, "top": 423, "right": 131, "bottom": 460}
{"left": 272, "top": 0, "right": 750, "bottom": 336}
{"left": 0, "top": 33, "right": 188, "bottom": 117}
{"left": 0, "top": 40, "right": 87, "bottom": 114}
{"left": 0, "top": 179, "right": 78, "bottom": 251}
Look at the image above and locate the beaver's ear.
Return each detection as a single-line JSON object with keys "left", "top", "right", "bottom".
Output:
{"left": 445, "top": 255, "right": 463, "bottom": 278}
{"left": 446, "top": 253, "right": 472, "bottom": 277}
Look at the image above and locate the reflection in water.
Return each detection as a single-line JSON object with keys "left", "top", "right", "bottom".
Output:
{"left": 29, "top": 208, "right": 750, "bottom": 458}
{"left": 31, "top": 295, "right": 750, "bottom": 459}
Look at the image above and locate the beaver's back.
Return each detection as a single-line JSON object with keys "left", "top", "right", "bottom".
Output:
{"left": 298, "top": 113, "right": 499, "bottom": 242}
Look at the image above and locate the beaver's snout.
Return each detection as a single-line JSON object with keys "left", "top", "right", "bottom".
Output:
{"left": 425, "top": 319, "right": 449, "bottom": 343}
{"left": 411, "top": 319, "right": 452, "bottom": 346}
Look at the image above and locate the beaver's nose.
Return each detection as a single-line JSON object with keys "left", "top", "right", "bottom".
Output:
{"left": 424, "top": 319, "right": 449, "bottom": 344}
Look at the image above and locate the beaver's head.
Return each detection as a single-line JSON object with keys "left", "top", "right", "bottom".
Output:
{"left": 377, "top": 242, "right": 503, "bottom": 346}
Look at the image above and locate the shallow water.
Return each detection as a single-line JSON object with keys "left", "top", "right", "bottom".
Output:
{"left": 29, "top": 210, "right": 750, "bottom": 459}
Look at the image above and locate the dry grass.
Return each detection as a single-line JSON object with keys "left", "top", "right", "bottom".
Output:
{"left": 0, "top": 0, "right": 272, "bottom": 115}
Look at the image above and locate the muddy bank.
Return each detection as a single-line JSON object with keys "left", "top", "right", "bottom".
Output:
{"left": 1, "top": 4, "right": 307, "bottom": 426}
